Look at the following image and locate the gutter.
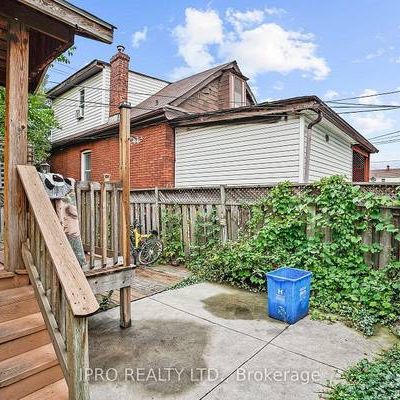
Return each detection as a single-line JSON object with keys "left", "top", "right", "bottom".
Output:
{"left": 303, "top": 109, "right": 322, "bottom": 183}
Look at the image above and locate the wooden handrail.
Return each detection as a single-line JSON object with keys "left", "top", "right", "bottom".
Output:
{"left": 17, "top": 165, "right": 98, "bottom": 316}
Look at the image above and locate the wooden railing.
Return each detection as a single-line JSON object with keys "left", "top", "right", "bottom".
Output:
{"left": 17, "top": 165, "right": 99, "bottom": 400}
{"left": 76, "top": 180, "right": 123, "bottom": 269}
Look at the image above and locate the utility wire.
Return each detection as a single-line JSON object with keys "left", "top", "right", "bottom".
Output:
{"left": 368, "top": 129, "right": 400, "bottom": 140}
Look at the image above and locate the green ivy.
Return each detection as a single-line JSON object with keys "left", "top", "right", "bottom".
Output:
{"left": 161, "top": 206, "right": 185, "bottom": 265}
{"left": 191, "top": 208, "right": 220, "bottom": 257}
{"left": 189, "top": 176, "right": 400, "bottom": 335}
{"left": 326, "top": 344, "right": 400, "bottom": 400}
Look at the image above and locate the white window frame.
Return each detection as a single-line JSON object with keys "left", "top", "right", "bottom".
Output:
{"left": 81, "top": 150, "right": 92, "bottom": 181}
{"left": 230, "top": 75, "right": 245, "bottom": 108}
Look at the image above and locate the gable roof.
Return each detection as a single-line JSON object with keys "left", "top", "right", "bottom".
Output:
{"left": 130, "top": 61, "right": 256, "bottom": 118}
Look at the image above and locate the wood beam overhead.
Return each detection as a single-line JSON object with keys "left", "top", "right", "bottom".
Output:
{"left": 0, "top": 0, "right": 114, "bottom": 92}
{"left": 0, "top": 0, "right": 74, "bottom": 43}
{"left": 15, "top": 0, "right": 114, "bottom": 43}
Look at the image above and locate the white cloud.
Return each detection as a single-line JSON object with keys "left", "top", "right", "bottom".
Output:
{"left": 358, "top": 88, "right": 379, "bottom": 105}
{"left": 353, "top": 113, "right": 394, "bottom": 134}
{"left": 265, "top": 7, "right": 286, "bottom": 16}
{"left": 323, "top": 90, "right": 339, "bottom": 100}
{"left": 132, "top": 27, "right": 148, "bottom": 48}
{"left": 351, "top": 89, "right": 394, "bottom": 134}
{"left": 273, "top": 81, "right": 284, "bottom": 91}
{"left": 171, "top": 8, "right": 223, "bottom": 79}
{"left": 226, "top": 9, "right": 264, "bottom": 32}
{"left": 220, "top": 22, "right": 329, "bottom": 80}
{"left": 365, "top": 49, "right": 385, "bottom": 60}
{"left": 171, "top": 7, "right": 329, "bottom": 81}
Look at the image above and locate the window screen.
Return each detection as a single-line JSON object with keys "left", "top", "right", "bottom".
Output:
{"left": 352, "top": 151, "right": 367, "bottom": 182}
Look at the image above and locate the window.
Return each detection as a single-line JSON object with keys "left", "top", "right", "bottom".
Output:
{"left": 81, "top": 150, "right": 91, "bottom": 181}
{"left": 232, "top": 76, "right": 244, "bottom": 108}
{"left": 352, "top": 150, "right": 368, "bottom": 182}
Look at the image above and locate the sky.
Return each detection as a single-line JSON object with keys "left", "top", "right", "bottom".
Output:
{"left": 49, "top": 0, "right": 400, "bottom": 169}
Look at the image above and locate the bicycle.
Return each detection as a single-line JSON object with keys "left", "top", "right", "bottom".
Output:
{"left": 130, "top": 219, "right": 163, "bottom": 266}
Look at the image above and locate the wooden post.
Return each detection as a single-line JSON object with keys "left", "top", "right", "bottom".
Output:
{"left": 362, "top": 227, "right": 373, "bottom": 266}
{"left": 119, "top": 102, "right": 132, "bottom": 328}
{"left": 66, "top": 306, "right": 90, "bottom": 400}
{"left": 100, "top": 175, "right": 109, "bottom": 267}
{"left": 4, "top": 20, "right": 29, "bottom": 272}
{"left": 154, "top": 187, "right": 160, "bottom": 233}
{"left": 379, "top": 208, "right": 392, "bottom": 269}
{"left": 220, "top": 185, "right": 227, "bottom": 243}
{"left": 306, "top": 204, "right": 316, "bottom": 238}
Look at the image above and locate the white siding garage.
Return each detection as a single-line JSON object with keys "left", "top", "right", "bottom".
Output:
{"left": 307, "top": 120, "right": 353, "bottom": 181}
{"left": 175, "top": 117, "right": 301, "bottom": 187}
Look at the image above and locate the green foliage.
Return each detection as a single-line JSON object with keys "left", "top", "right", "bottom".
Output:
{"left": 0, "top": 85, "right": 57, "bottom": 163}
{"left": 327, "top": 344, "right": 400, "bottom": 400}
{"left": 189, "top": 176, "right": 400, "bottom": 335}
{"left": 98, "top": 290, "right": 114, "bottom": 311}
{"left": 168, "top": 275, "right": 204, "bottom": 290}
{"left": 191, "top": 208, "right": 220, "bottom": 256}
{"left": 0, "top": 46, "right": 76, "bottom": 164}
{"left": 161, "top": 206, "right": 185, "bottom": 264}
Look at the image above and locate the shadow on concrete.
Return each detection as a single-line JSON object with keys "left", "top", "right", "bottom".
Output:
{"left": 89, "top": 319, "right": 210, "bottom": 396}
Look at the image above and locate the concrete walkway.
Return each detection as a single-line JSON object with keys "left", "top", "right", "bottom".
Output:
{"left": 88, "top": 283, "right": 398, "bottom": 400}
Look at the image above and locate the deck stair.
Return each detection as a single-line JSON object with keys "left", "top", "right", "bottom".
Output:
{"left": 0, "top": 284, "right": 68, "bottom": 400}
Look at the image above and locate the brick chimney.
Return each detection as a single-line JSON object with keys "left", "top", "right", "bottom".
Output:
{"left": 109, "top": 45, "right": 130, "bottom": 116}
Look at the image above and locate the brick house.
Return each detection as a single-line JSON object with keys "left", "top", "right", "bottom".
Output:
{"left": 49, "top": 47, "right": 377, "bottom": 187}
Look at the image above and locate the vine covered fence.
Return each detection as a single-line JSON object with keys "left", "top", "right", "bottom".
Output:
{"left": 130, "top": 183, "right": 400, "bottom": 268}
{"left": 0, "top": 182, "right": 399, "bottom": 268}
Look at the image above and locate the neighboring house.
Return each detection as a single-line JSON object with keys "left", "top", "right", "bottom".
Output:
{"left": 49, "top": 47, "right": 377, "bottom": 188}
{"left": 370, "top": 166, "right": 400, "bottom": 182}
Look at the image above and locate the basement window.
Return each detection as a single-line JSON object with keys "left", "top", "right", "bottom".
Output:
{"left": 81, "top": 150, "right": 91, "bottom": 181}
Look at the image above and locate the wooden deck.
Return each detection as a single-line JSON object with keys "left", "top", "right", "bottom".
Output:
{"left": 96, "top": 264, "right": 191, "bottom": 309}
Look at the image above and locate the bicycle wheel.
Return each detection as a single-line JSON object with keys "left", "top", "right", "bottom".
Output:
{"left": 138, "top": 238, "right": 163, "bottom": 265}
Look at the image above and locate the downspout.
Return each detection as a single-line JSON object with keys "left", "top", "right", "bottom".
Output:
{"left": 303, "top": 109, "right": 322, "bottom": 183}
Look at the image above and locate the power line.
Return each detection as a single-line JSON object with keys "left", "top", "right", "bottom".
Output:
{"left": 368, "top": 129, "right": 400, "bottom": 140}
{"left": 325, "top": 89, "right": 400, "bottom": 103}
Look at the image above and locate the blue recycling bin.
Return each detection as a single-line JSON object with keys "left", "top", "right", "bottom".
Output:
{"left": 266, "top": 267, "right": 312, "bottom": 324}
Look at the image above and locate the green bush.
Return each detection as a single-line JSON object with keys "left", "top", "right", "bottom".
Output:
{"left": 327, "top": 345, "right": 400, "bottom": 400}
{"left": 189, "top": 177, "right": 400, "bottom": 335}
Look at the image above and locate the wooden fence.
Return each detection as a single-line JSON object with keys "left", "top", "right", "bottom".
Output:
{"left": 130, "top": 184, "right": 400, "bottom": 267}
{"left": 0, "top": 182, "right": 399, "bottom": 268}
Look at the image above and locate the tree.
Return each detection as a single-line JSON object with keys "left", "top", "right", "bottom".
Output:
{"left": 0, "top": 47, "right": 75, "bottom": 164}
{"left": 0, "top": 84, "right": 58, "bottom": 164}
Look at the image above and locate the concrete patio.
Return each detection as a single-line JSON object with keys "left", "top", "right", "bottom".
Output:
{"left": 88, "top": 283, "right": 398, "bottom": 400}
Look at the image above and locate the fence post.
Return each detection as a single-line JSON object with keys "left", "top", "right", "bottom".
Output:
{"left": 362, "top": 227, "right": 373, "bottom": 266}
{"left": 220, "top": 185, "right": 227, "bottom": 243}
{"left": 306, "top": 204, "right": 316, "bottom": 238}
{"left": 154, "top": 187, "right": 160, "bottom": 233}
{"left": 379, "top": 208, "right": 392, "bottom": 269}
{"left": 101, "top": 174, "right": 110, "bottom": 267}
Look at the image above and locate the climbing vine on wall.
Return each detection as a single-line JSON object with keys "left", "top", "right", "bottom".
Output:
{"left": 189, "top": 176, "right": 400, "bottom": 336}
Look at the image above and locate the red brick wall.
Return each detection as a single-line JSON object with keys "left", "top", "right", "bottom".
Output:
{"left": 50, "top": 123, "right": 175, "bottom": 189}
{"left": 109, "top": 47, "right": 130, "bottom": 116}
